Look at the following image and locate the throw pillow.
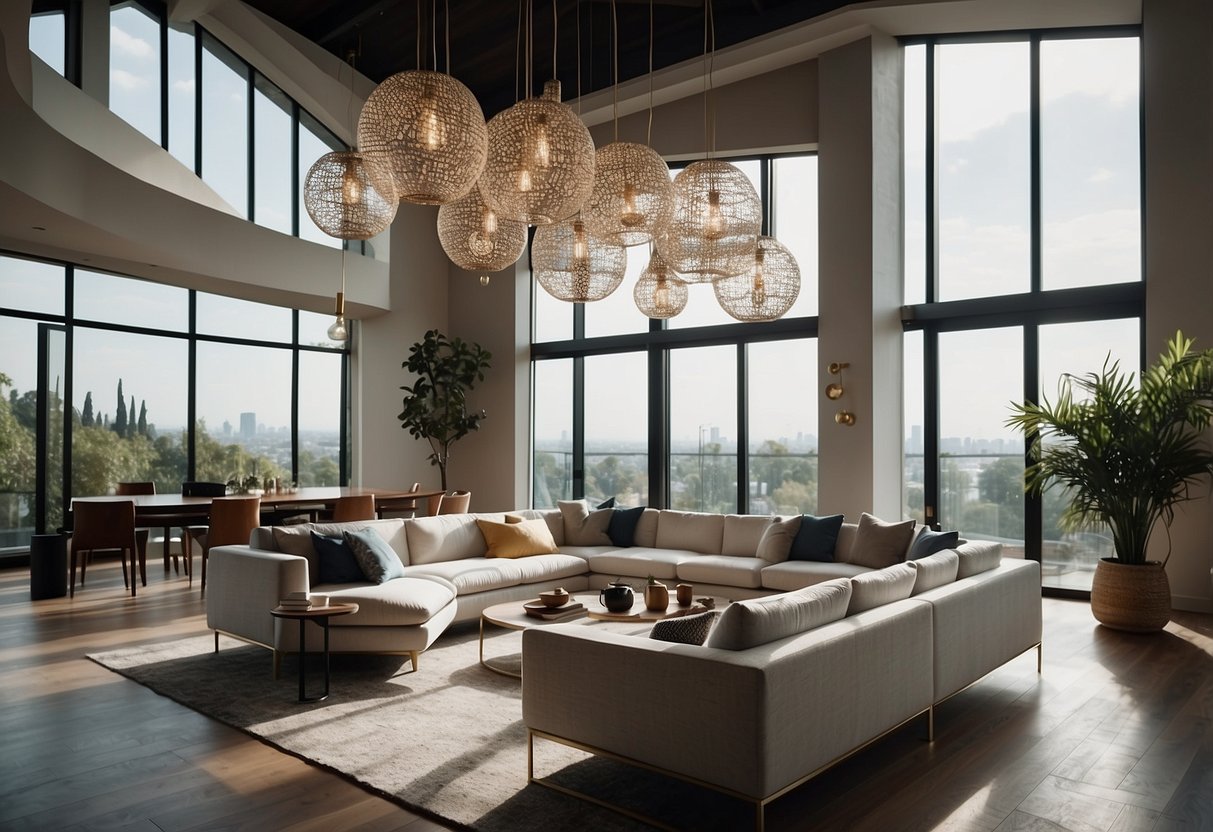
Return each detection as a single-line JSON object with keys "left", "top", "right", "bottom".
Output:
{"left": 846, "top": 513, "right": 916, "bottom": 569}
{"left": 908, "top": 528, "right": 960, "bottom": 560}
{"left": 475, "top": 518, "right": 558, "bottom": 558}
{"left": 607, "top": 505, "right": 646, "bottom": 547}
{"left": 503, "top": 513, "right": 524, "bottom": 524}
{"left": 754, "top": 515, "right": 803, "bottom": 564}
{"left": 596, "top": 496, "right": 616, "bottom": 509}
{"left": 310, "top": 532, "right": 366, "bottom": 584}
{"left": 846, "top": 562, "right": 917, "bottom": 614}
{"left": 343, "top": 528, "right": 405, "bottom": 584}
{"left": 910, "top": 550, "right": 960, "bottom": 595}
{"left": 788, "top": 514, "right": 845, "bottom": 562}
{"left": 705, "top": 579, "right": 852, "bottom": 651}
{"left": 955, "top": 540, "right": 1002, "bottom": 578}
{"left": 557, "top": 499, "right": 613, "bottom": 546}
{"left": 650, "top": 610, "right": 717, "bottom": 645}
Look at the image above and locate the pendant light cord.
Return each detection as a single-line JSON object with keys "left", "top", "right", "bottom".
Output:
{"left": 552, "top": 0, "right": 558, "bottom": 81}
{"left": 415, "top": 0, "right": 421, "bottom": 70}
{"left": 611, "top": 0, "right": 619, "bottom": 143}
{"left": 647, "top": 0, "right": 654, "bottom": 146}
{"left": 445, "top": 0, "right": 450, "bottom": 74}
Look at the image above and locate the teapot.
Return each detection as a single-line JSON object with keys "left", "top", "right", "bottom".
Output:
{"left": 599, "top": 578, "right": 635, "bottom": 613}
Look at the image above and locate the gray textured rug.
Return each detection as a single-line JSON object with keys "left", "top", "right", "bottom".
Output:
{"left": 89, "top": 623, "right": 748, "bottom": 832}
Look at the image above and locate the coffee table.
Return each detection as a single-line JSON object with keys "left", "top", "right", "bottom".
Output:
{"left": 270, "top": 602, "right": 359, "bottom": 702}
{"left": 478, "top": 593, "right": 726, "bottom": 678}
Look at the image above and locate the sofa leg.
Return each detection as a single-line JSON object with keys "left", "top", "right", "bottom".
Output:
{"left": 755, "top": 801, "right": 765, "bottom": 832}
{"left": 213, "top": 631, "right": 219, "bottom": 653}
{"left": 273, "top": 650, "right": 281, "bottom": 680}
{"left": 927, "top": 706, "right": 935, "bottom": 743}
{"left": 409, "top": 650, "right": 420, "bottom": 672}
{"left": 1037, "top": 642, "right": 1043, "bottom": 673}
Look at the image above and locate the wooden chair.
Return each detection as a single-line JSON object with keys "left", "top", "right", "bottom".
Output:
{"left": 116, "top": 480, "right": 196, "bottom": 578}
{"left": 182, "top": 481, "right": 227, "bottom": 497}
{"left": 377, "top": 483, "right": 421, "bottom": 519}
{"left": 184, "top": 496, "right": 261, "bottom": 595}
{"left": 437, "top": 490, "right": 471, "bottom": 515}
{"left": 70, "top": 500, "right": 143, "bottom": 598}
{"left": 331, "top": 494, "right": 376, "bottom": 522}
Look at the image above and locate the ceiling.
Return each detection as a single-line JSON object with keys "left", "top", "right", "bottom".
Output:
{"left": 242, "top": 0, "right": 855, "bottom": 118}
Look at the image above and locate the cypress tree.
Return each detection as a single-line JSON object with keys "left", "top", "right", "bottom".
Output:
{"left": 82, "top": 392, "right": 94, "bottom": 427}
{"left": 137, "top": 400, "right": 148, "bottom": 436}
{"left": 128, "top": 396, "right": 137, "bottom": 438}
{"left": 114, "top": 380, "right": 127, "bottom": 436}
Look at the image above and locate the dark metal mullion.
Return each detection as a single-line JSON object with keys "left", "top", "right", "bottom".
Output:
{"left": 572, "top": 356, "right": 585, "bottom": 500}
{"left": 158, "top": 4, "right": 168, "bottom": 150}
{"left": 736, "top": 342, "right": 749, "bottom": 513}
{"left": 291, "top": 312, "right": 300, "bottom": 485}
{"left": 1024, "top": 34, "right": 1043, "bottom": 564}
{"left": 922, "top": 39, "right": 940, "bottom": 526}
{"left": 186, "top": 291, "right": 197, "bottom": 479}
{"left": 926, "top": 39, "right": 938, "bottom": 304}
{"left": 923, "top": 328, "right": 939, "bottom": 528}
{"left": 1024, "top": 324, "right": 1041, "bottom": 563}
{"left": 1030, "top": 34, "right": 1042, "bottom": 295}
{"left": 291, "top": 100, "right": 301, "bottom": 238}
{"left": 648, "top": 342, "right": 667, "bottom": 509}
{"left": 62, "top": 268, "right": 75, "bottom": 524}
{"left": 194, "top": 29, "right": 202, "bottom": 177}
{"left": 339, "top": 347, "right": 350, "bottom": 486}
{"left": 246, "top": 70, "right": 255, "bottom": 221}
{"left": 66, "top": 0, "right": 82, "bottom": 88}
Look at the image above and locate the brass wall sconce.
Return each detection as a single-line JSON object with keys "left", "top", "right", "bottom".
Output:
{"left": 826, "top": 362, "right": 856, "bottom": 427}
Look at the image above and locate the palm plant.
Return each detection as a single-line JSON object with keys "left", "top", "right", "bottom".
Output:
{"left": 1007, "top": 331, "right": 1213, "bottom": 566}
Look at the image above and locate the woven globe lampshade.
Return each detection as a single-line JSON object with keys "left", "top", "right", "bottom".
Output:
{"left": 480, "top": 80, "right": 596, "bottom": 225}
{"left": 356, "top": 70, "right": 487, "bottom": 206}
{"left": 654, "top": 159, "right": 761, "bottom": 283}
{"left": 533, "top": 217, "right": 626, "bottom": 302}
{"left": 583, "top": 142, "right": 672, "bottom": 247}
{"left": 437, "top": 185, "right": 527, "bottom": 275}
{"left": 633, "top": 251, "right": 688, "bottom": 319}
{"left": 714, "top": 235, "right": 801, "bottom": 322}
{"left": 303, "top": 150, "right": 397, "bottom": 240}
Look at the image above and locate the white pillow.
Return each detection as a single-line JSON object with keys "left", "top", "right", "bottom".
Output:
{"left": 557, "top": 499, "right": 612, "bottom": 546}
{"left": 955, "top": 540, "right": 1002, "bottom": 578}
{"left": 755, "top": 515, "right": 802, "bottom": 563}
{"left": 910, "top": 550, "right": 960, "bottom": 595}
{"left": 705, "top": 579, "right": 852, "bottom": 650}
{"left": 847, "top": 562, "right": 917, "bottom": 614}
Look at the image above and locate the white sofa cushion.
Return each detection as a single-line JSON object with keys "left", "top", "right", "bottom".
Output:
{"left": 721, "top": 514, "right": 772, "bottom": 556}
{"left": 760, "top": 560, "right": 869, "bottom": 591}
{"left": 676, "top": 555, "right": 766, "bottom": 589}
{"left": 844, "top": 513, "right": 916, "bottom": 569}
{"left": 847, "top": 562, "right": 917, "bottom": 614}
{"left": 585, "top": 548, "right": 700, "bottom": 580}
{"left": 405, "top": 554, "right": 587, "bottom": 595}
{"left": 272, "top": 519, "right": 407, "bottom": 577}
{"left": 318, "top": 577, "right": 456, "bottom": 626}
{"left": 955, "top": 540, "right": 1003, "bottom": 578}
{"left": 633, "top": 509, "right": 660, "bottom": 548}
{"left": 910, "top": 550, "right": 960, "bottom": 595}
{"left": 755, "top": 515, "right": 802, "bottom": 564}
{"left": 656, "top": 511, "right": 723, "bottom": 554}
{"left": 406, "top": 514, "right": 495, "bottom": 564}
{"left": 705, "top": 578, "right": 852, "bottom": 650}
{"left": 558, "top": 500, "right": 613, "bottom": 546}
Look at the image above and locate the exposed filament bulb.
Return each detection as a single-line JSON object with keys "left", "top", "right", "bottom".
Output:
{"left": 751, "top": 248, "right": 767, "bottom": 307}
{"left": 703, "top": 190, "right": 725, "bottom": 240}
{"left": 620, "top": 182, "right": 643, "bottom": 227}
{"left": 481, "top": 206, "right": 498, "bottom": 236}
{"left": 341, "top": 160, "right": 361, "bottom": 205}
{"left": 572, "top": 220, "right": 589, "bottom": 262}
{"left": 654, "top": 273, "right": 671, "bottom": 312}
{"left": 418, "top": 92, "right": 443, "bottom": 150}
{"left": 533, "top": 116, "right": 551, "bottom": 169}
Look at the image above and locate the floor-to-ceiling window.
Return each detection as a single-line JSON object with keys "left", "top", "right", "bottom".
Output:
{"left": 902, "top": 29, "right": 1144, "bottom": 595}
{"left": 531, "top": 154, "right": 819, "bottom": 514}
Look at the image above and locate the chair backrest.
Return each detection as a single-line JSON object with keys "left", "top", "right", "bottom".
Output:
{"left": 182, "top": 481, "right": 227, "bottom": 497}
{"left": 437, "top": 490, "right": 471, "bottom": 515}
{"left": 332, "top": 494, "right": 376, "bottom": 522}
{"left": 72, "top": 501, "right": 137, "bottom": 551}
{"left": 116, "top": 481, "right": 156, "bottom": 496}
{"left": 206, "top": 497, "right": 261, "bottom": 548}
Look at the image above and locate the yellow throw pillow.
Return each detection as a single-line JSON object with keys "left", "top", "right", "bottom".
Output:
{"left": 476, "top": 518, "right": 558, "bottom": 558}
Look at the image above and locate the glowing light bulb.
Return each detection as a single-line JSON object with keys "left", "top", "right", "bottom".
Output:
{"left": 533, "top": 116, "right": 551, "bottom": 169}
{"left": 482, "top": 206, "right": 498, "bottom": 235}
{"left": 518, "top": 168, "right": 533, "bottom": 193}
{"left": 751, "top": 249, "right": 767, "bottom": 307}
{"left": 654, "top": 274, "right": 671, "bottom": 312}
{"left": 341, "top": 163, "right": 362, "bottom": 205}
{"left": 572, "top": 220, "right": 589, "bottom": 261}
{"left": 620, "top": 182, "right": 643, "bottom": 227}
{"left": 327, "top": 315, "right": 348, "bottom": 341}
{"left": 703, "top": 190, "right": 725, "bottom": 240}
{"left": 418, "top": 92, "right": 443, "bottom": 150}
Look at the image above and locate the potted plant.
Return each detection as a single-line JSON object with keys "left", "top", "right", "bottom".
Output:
{"left": 398, "top": 329, "right": 492, "bottom": 501}
{"left": 1008, "top": 331, "right": 1213, "bottom": 632}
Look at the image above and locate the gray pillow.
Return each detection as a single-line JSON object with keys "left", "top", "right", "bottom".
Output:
{"left": 847, "top": 562, "right": 917, "bottom": 614}
{"left": 558, "top": 499, "right": 613, "bottom": 546}
{"left": 755, "top": 515, "right": 802, "bottom": 563}
{"left": 705, "top": 579, "right": 852, "bottom": 651}
{"left": 650, "top": 610, "right": 717, "bottom": 645}
{"left": 846, "top": 513, "right": 916, "bottom": 569}
{"left": 955, "top": 540, "right": 1002, "bottom": 578}
{"left": 343, "top": 529, "right": 405, "bottom": 584}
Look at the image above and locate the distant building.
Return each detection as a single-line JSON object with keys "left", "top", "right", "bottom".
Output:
{"left": 240, "top": 412, "right": 256, "bottom": 439}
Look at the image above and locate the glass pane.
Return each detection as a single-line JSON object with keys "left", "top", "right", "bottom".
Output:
{"left": 670, "top": 345, "right": 737, "bottom": 512}
{"left": 202, "top": 35, "right": 249, "bottom": 217}
{"left": 937, "top": 42, "right": 1030, "bottom": 301}
{"left": 532, "top": 358, "right": 572, "bottom": 507}
{"left": 938, "top": 327, "right": 1024, "bottom": 549}
{"left": 70, "top": 328, "right": 189, "bottom": 497}
{"left": 74, "top": 270, "right": 188, "bottom": 331}
{"left": 903, "top": 44, "right": 927, "bottom": 306}
{"left": 299, "top": 310, "right": 347, "bottom": 349}
{"left": 298, "top": 111, "right": 343, "bottom": 248}
{"left": 1038, "top": 318, "right": 1140, "bottom": 591}
{"left": 194, "top": 342, "right": 292, "bottom": 485}
{"left": 584, "top": 352, "right": 647, "bottom": 506}
{"left": 109, "top": 2, "right": 161, "bottom": 144}
{"left": 748, "top": 339, "right": 817, "bottom": 514}
{"left": 168, "top": 23, "right": 196, "bottom": 170}
{"left": 196, "top": 292, "right": 292, "bottom": 342}
{"left": 1041, "top": 37, "right": 1141, "bottom": 290}
{"left": 297, "top": 350, "right": 343, "bottom": 487}
{"left": 40, "top": 325, "right": 67, "bottom": 536}
{"left": 583, "top": 247, "right": 647, "bottom": 338}
{"left": 0, "top": 318, "right": 40, "bottom": 547}
{"left": 0, "top": 255, "right": 65, "bottom": 315}
{"left": 253, "top": 75, "right": 294, "bottom": 235}
{"left": 903, "top": 329, "right": 925, "bottom": 522}
{"left": 772, "top": 155, "right": 818, "bottom": 318}
{"left": 29, "top": 12, "right": 65, "bottom": 75}
{"left": 533, "top": 274, "right": 572, "bottom": 342}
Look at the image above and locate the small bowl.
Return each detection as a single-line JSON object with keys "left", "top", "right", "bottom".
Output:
{"left": 538, "top": 589, "right": 570, "bottom": 608}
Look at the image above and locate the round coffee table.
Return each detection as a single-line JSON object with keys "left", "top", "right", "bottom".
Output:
{"left": 270, "top": 602, "right": 359, "bottom": 702}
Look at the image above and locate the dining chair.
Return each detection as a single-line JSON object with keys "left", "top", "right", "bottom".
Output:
{"left": 331, "top": 494, "right": 376, "bottom": 522}
{"left": 185, "top": 496, "right": 261, "bottom": 595}
{"left": 376, "top": 483, "right": 421, "bottom": 519}
{"left": 115, "top": 481, "right": 166, "bottom": 580}
{"left": 437, "top": 490, "right": 472, "bottom": 515}
{"left": 182, "top": 481, "right": 228, "bottom": 497}
{"left": 69, "top": 500, "right": 143, "bottom": 598}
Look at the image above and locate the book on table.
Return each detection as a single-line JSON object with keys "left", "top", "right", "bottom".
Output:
{"left": 279, "top": 591, "right": 313, "bottom": 610}
{"left": 524, "top": 602, "right": 585, "bottom": 621}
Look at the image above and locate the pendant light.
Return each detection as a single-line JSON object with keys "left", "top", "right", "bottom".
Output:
{"left": 327, "top": 249, "right": 349, "bottom": 342}
{"left": 437, "top": 182, "right": 528, "bottom": 281}
{"left": 480, "top": 2, "right": 595, "bottom": 225}
{"left": 303, "top": 150, "right": 397, "bottom": 240}
{"left": 533, "top": 218, "right": 626, "bottom": 302}
{"left": 357, "top": 2, "right": 487, "bottom": 205}
{"left": 582, "top": 0, "right": 671, "bottom": 246}
{"left": 633, "top": 250, "right": 688, "bottom": 319}
{"left": 713, "top": 235, "right": 801, "bottom": 322}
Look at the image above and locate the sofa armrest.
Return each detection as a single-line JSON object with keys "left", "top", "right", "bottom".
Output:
{"left": 206, "top": 545, "right": 309, "bottom": 647}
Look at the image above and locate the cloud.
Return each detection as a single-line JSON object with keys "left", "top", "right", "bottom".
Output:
{"left": 110, "top": 68, "right": 148, "bottom": 92}
{"left": 172, "top": 79, "right": 196, "bottom": 94}
{"left": 110, "top": 25, "right": 154, "bottom": 59}
{"left": 1087, "top": 168, "right": 1114, "bottom": 184}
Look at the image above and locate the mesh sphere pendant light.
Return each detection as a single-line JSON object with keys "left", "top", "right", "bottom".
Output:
{"left": 533, "top": 218, "right": 627, "bottom": 302}
{"left": 633, "top": 250, "right": 688, "bottom": 319}
{"left": 437, "top": 184, "right": 528, "bottom": 278}
{"left": 714, "top": 235, "right": 801, "bottom": 322}
{"left": 303, "top": 150, "right": 397, "bottom": 240}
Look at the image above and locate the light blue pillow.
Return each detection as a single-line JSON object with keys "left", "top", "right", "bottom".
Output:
{"left": 343, "top": 529, "right": 405, "bottom": 584}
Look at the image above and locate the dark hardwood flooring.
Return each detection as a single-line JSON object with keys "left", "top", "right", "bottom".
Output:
{"left": 2, "top": 559, "right": 1210, "bottom": 831}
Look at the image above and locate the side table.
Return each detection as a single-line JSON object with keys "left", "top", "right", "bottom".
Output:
{"left": 270, "top": 603, "right": 358, "bottom": 702}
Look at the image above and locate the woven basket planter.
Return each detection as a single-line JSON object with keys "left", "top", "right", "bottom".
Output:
{"left": 1090, "top": 559, "right": 1171, "bottom": 633}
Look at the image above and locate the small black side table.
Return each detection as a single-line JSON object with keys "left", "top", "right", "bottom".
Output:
{"left": 270, "top": 603, "right": 359, "bottom": 702}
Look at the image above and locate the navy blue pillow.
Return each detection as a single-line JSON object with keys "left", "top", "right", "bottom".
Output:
{"left": 607, "top": 506, "right": 646, "bottom": 547}
{"left": 311, "top": 532, "right": 365, "bottom": 583}
{"left": 788, "top": 514, "right": 845, "bottom": 562}
{"left": 908, "top": 529, "right": 960, "bottom": 560}
{"left": 596, "top": 496, "right": 616, "bottom": 509}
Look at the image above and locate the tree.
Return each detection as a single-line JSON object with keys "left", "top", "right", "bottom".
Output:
{"left": 127, "top": 396, "right": 137, "bottom": 438}
{"left": 113, "top": 380, "right": 127, "bottom": 436}
{"left": 81, "top": 392, "right": 94, "bottom": 427}
{"left": 137, "top": 400, "right": 148, "bottom": 437}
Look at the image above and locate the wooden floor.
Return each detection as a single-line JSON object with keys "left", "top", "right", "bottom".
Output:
{"left": 2, "top": 560, "right": 1211, "bottom": 832}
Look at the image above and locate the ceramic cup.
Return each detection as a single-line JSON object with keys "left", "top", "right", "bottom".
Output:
{"left": 676, "top": 583, "right": 693, "bottom": 606}
{"left": 310, "top": 594, "right": 329, "bottom": 608}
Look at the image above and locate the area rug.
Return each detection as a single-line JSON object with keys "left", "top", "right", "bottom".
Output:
{"left": 89, "top": 623, "right": 749, "bottom": 832}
